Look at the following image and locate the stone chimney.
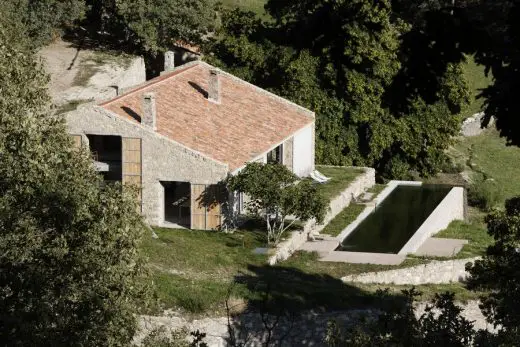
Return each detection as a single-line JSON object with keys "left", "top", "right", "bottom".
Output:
{"left": 164, "top": 51, "right": 175, "bottom": 72}
{"left": 142, "top": 92, "right": 157, "bottom": 130}
{"left": 208, "top": 69, "right": 221, "bottom": 103}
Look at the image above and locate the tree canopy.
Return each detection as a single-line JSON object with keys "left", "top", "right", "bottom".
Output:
{"left": 466, "top": 196, "right": 520, "bottom": 344}
{"left": 85, "top": 0, "right": 217, "bottom": 53}
{"left": 227, "top": 163, "right": 326, "bottom": 245}
{"left": 207, "top": 0, "right": 470, "bottom": 179}
{"left": 0, "top": 24, "right": 149, "bottom": 346}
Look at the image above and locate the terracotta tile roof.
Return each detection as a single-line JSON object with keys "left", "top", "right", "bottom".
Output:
{"left": 101, "top": 61, "right": 314, "bottom": 171}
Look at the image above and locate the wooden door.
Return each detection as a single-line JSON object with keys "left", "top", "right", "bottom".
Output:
{"left": 191, "top": 184, "right": 206, "bottom": 230}
{"left": 206, "top": 185, "right": 222, "bottom": 230}
{"left": 122, "top": 137, "right": 142, "bottom": 210}
{"left": 191, "top": 184, "right": 223, "bottom": 230}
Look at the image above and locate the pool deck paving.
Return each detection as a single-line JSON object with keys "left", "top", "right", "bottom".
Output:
{"left": 299, "top": 236, "right": 467, "bottom": 265}
{"left": 320, "top": 251, "right": 406, "bottom": 265}
{"left": 415, "top": 237, "right": 468, "bottom": 257}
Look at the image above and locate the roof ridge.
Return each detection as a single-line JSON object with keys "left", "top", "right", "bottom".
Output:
{"left": 197, "top": 61, "right": 315, "bottom": 119}
{"left": 99, "top": 60, "right": 202, "bottom": 107}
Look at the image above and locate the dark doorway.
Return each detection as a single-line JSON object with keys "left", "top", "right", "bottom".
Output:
{"left": 87, "top": 134, "right": 122, "bottom": 182}
{"left": 162, "top": 181, "right": 191, "bottom": 228}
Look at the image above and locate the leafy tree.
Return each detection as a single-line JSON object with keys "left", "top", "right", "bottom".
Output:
{"left": 141, "top": 327, "right": 208, "bottom": 347}
{"left": 208, "top": 0, "right": 469, "bottom": 179}
{"left": 326, "top": 289, "right": 475, "bottom": 347}
{"left": 466, "top": 196, "right": 520, "bottom": 344}
{"left": 85, "top": 0, "right": 217, "bottom": 53}
{"left": 227, "top": 163, "right": 326, "bottom": 245}
{"left": 0, "top": 25, "right": 149, "bottom": 346}
{"left": 5, "top": 0, "right": 86, "bottom": 48}
{"left": 461, "top": 0, "right": 520, "bottom": 146}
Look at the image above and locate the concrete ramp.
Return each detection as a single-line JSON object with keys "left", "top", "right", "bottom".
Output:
{"left": 319, "top": 251, "right": 405, "bottom": 265}
{"left": 415, "top": 237, "right": 468, "bottom": 257}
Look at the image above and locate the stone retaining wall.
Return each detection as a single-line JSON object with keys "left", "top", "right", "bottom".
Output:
{"left": 268, "top": 167, "right": 375, "bottom": 265}
{"left": 460, "top": 112, "right": 496, "bottom": 137}
{"left": 342, "top": 257, "right": 479, "bottom": 285}
{"left": 135, "top": 299, "right": 490, "bottom": 346}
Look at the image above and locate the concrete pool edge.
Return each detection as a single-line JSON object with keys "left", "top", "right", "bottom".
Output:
{"left": 398, "top": 186, "right": 465, "bottom": 255}
{"left": 319, "top": 181, "right": 465, "bottom": 265}
{"left": 335, "top": 180, "right": 422, "bottom": 243}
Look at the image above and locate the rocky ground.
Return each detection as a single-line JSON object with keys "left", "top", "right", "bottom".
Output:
{"left": 37, "top": 38, "right": 145, "bottom": 109}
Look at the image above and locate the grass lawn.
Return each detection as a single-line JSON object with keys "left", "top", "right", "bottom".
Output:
{"left": 320, "top": 203, "right": 366, "bottom": 236}
{"left": 315, "top": 165, "right": 366, "bottom": 202}
{"left": 452, "top": 129, "right": 520, "bottom": 203}
{"left": 142, "top": 228, "right": 427, "bottom": 316}
{"left": 462, "top": 55, "right": 493, "bottom": 117}
{"left": 360, "top": 282, "right": 483, "bottom": 303}
{"left": 434, "top": 208, "right": 492, "bottom": 259}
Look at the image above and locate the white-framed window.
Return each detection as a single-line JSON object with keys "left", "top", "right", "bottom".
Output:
{"left": 266, "top": 144, "right": 283, "bottom": 164}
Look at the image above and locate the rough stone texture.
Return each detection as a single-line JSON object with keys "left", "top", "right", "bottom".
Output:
{"left": 66, "top": 105, "right": 229, "bottom": 225}
{"left": 142, "top": 93, "right": 157, "bottom": 130}
{"left": 320, "top": 251, "right": 406, "bottom": 265}
{"left": 460, "top": 112, "right": 495, "bottom": 137}
{"left": 135, "top": 310, "right": 379, "bottom": 347}
{"left": 135, "top": 301, "right": 493, "bottom": 346}
{"left": 164, "top": 51, "right": 176, "bottom": 71}
{"left": 341, "top": 257, "right": 479, "bottom": 285}
{"left": 399, "top": 187, "right": 465, "bottom": 255}
{"left": 268, "top": 167, "right": 375, "bottom": 265}
{"left": 317, "top": 167, "right": 376, "bottom": 234}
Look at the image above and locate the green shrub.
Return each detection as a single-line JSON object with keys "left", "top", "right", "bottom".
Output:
{"left": 468, "top": 179, "right": 503, "bottom": 211}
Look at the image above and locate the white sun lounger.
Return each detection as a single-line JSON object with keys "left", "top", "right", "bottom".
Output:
{"left": 314, "top": 170, "right": 331, "bottom": 182}
{"left": 310, "top": 171, "right": 328, "bottom": 183}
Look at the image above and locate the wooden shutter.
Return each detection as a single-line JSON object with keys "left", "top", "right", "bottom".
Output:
{"left": 122, "top": 138, "right": 142, "bottom": 210}
{"left": 191, "top": 184, "right": 223, "bottom": 230}
{"left": 71, "top": 135, "right": 82, "bottom": 148}
{"left": 206, "top": 185, "right": 222, "bottom": 230}
{"left": 191, "top": 184, "right": 206, "bottom": 230}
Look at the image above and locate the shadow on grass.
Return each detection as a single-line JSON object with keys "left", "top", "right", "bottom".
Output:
{"left": 238, "top": 264, "right": 403, "bottom": 312}
{"left": 225, "top": 264, "right": 407, "bottom": 346}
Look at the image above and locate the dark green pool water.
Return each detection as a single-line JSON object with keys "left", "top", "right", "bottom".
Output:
{"left": 337, "top": 185, "right": 452, "bottom": 253}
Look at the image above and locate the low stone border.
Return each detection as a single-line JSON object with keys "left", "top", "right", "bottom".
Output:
{"left": 341, "top": 257, "right": 480, "bottom": 285}
{"left": 135, "top": 299, "right": 492, "bottom": 346}
{"left": 267, "top": 167, "right": 375, "bottom": 265}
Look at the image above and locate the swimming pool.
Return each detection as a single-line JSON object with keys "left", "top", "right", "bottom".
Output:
{"left": 337, "top": 184, "right": 452, "bottom": 253}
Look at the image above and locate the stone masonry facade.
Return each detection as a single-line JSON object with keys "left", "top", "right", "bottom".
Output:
{"left": 66, "top": 104, "right": 229, "bottom": 225}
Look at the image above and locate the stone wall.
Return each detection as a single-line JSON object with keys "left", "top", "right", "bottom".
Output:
{"left": 135, "top": 299, "right": 491, "bottom": 346}
{"left": 317, "top": 167, "right": 376, "bottom": 234}
{"left": 399, "top": 187, "right": 465, "bottom": 254}
{"left": 66, "top": 105, "right": 228, "bottom": 225}
{"left": 460, "top": 112, "right": 495, "bottom": 137}
{"left": 117, "top": 57, "right": 147, "bottom": 92}
{"left": 268, "top": 167, "right": 375, "bottom": 265}
{"left": 342, "top": 257, "right": 479, "bottom": 285}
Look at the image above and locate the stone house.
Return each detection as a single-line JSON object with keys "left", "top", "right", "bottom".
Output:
{"left": 66, "top": 60, "right": 315, "bottom": 230}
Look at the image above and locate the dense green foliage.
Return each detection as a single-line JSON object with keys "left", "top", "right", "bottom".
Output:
{"left": 2, "top": 0, "right": 217, "bottom": 52}
{"left": 3, "top": 0, "right": 85, "bottom": 48}
{"left": 326, "top": 289, "right": 475, "bottom": 346}
{"left": 0, "top": 25, "right": 149, "bottom": 345}
{"left": 85, "top": 0, "right": 217, "bottom": 53}
{"left": 227, "top": 163, "right": 326, "bottom": 244}
{"left": 466, "top": 197, "right": 520, "bottom": 344}
{"left": 463, "top": 0, "right": 520, "bottom": 146}
{"left": 207, "top": 0, "right": 470, "bottom": 179}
